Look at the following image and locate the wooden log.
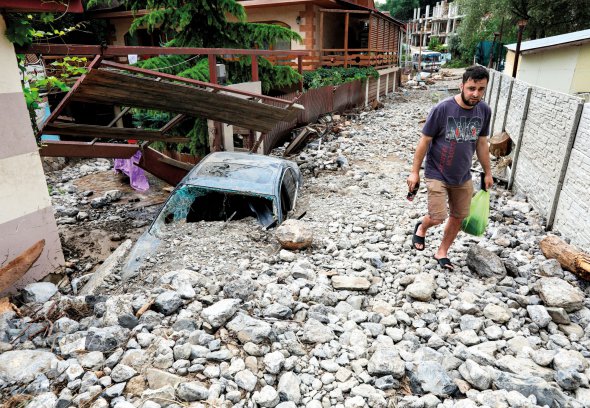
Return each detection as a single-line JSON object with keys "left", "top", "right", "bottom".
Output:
{"left": 489, "top": 131, "right": 512, "bottom": 157}
{"left": 0, "top": 240, "right": 45, "bottom": 293}
{"left": 539, "top": 235, "right": 590, "bottom": 280}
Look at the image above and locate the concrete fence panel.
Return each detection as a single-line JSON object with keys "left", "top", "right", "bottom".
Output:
{"left": 553, "top": 103, "right": 590, "bottom": 251}
{"left": 491, "top": 73, "right": 513, "bottom": 136}
{"left": 513, "top": 86, "right": 583, "bottom": 218}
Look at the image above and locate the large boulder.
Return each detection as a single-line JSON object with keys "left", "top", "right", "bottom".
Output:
{"left": 275, "top": 219, "right": 313, "bottom": 250}
{"left": 535, "top": 277, "right": 584, "bottom": 312}
{"left": 466, "top": 245, "right": 507, "bottom": 279}
{"left": 0, "top": 350, "right": 58, "bottom": 384}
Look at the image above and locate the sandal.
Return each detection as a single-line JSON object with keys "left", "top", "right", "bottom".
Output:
{"left": 412, "top": 221, "right": 425, "bottom": 251}
{"left": 434, "top": 256, "right": 454, "bottom": 270}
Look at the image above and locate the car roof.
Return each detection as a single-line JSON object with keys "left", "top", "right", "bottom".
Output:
{"left": 182, "top": 151, "right": 297, "bottom": 196}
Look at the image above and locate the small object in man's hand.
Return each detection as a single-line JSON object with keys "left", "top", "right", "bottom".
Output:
{"left": 407, "top": 182, "right": 420, "bottom": 201}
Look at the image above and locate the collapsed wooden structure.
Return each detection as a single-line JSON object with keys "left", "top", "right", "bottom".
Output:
{"left": 33, "top": 48, "right": 305, "bottom": 185}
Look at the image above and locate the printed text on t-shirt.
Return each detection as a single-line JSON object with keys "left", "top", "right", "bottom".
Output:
{"left": 445, "top": 116, "right": 483, "bottom": 142}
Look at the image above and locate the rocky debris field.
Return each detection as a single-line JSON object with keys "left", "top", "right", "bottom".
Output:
{"left": 2, "top": 72, "right": 590, "bottom": 408}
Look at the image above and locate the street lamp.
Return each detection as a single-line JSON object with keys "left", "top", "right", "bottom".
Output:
{"left": 512, "top": 19, "right": 528, "bottom": 78}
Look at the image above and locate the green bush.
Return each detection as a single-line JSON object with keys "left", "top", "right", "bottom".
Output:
{"left": 303, "top": 66, "right": 379, "bottom": 90}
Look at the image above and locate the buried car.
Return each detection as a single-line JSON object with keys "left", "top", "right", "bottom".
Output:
{"left": 121, "top": 151, "right": 302, "bottom": 279}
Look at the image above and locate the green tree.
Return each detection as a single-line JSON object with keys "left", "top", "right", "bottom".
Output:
{"left": 379, "top": 0, "right": 419, "bottom": 21}
{"left": 118, "top": 0, "right": 304, "bottom": 155}
{"left": 456, "top": 0, "right": 590, "bottom": 62}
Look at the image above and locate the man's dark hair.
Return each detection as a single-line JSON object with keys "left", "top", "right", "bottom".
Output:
{"left": 462, "top": 66, "right": 489, "bottom": 83}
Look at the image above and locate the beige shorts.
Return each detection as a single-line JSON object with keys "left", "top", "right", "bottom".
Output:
{"left": 425, "top": 178, "right": 474, "bottom": 220}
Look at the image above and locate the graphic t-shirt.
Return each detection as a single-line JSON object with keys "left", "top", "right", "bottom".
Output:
{"left": 422, "top": 96, "right": 491, "bottom": 185}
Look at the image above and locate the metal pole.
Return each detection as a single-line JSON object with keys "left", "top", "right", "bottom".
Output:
{"left": 511, "top": 20, "right": 527, "bottom": 78}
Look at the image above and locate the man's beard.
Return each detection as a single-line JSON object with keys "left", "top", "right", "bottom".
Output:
{"left": 461, "top": 90, "right": 480, "bottom": 107}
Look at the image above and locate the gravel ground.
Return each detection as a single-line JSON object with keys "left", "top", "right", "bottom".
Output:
{"left": 2, "top": 72, "right": 590, "bottom": 408}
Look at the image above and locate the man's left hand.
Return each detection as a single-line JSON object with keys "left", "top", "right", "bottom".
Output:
{"left": 484, "top": 173, "right": 494, "bottom": 190}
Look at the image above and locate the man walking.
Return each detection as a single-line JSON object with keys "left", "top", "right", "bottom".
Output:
{"left": 407, "top": 65, "right": 493, "bottom": 270}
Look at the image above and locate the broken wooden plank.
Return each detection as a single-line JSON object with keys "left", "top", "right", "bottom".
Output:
{"left": 44, "top": 123, "right": 188, "bottom": 143}
{"left": 70, "top": 69, "right": 301, "bottom": 133}
{"left": 0, "top": 240, "right": 45, "bottom": 293}
{"left": 79, "top": 239, "right": 133, "bottom": 295}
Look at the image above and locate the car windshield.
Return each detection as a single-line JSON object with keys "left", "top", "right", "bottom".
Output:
{"left": 190, "top": 162, "right": 276, "bottom": 195}
{"left": 149, "top": 185, "right": 277, "bottom": 237}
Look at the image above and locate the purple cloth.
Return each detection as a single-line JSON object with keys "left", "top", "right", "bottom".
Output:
{"left": 422, "top": 96, "right": 491, "bottom": 185}
{"left": 114, "top": 150, "right": 150, "bottom": 191}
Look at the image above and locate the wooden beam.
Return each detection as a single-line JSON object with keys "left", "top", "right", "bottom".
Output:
{"left": 160, "top": 114, "right": 186, "bottom": 134}
{"left": 344, "top": 13, "right": 350, "bottom": 68}
{"left": 44, "top": 123, "right": 188, "bottom": 143}
{"left": 101, "top": 60, "right": 295, "bottom": 106}
{"left": 22, "top": 44, "right": 310, "bottom": 57}
{"left": 208, "top": 54, "right": 217, "bottom": 85}
{"left": 251, "top": 55, "right": 259, "bottom": 82}
{"left": 319, "top": 11, "right": 325, "bottom": 66}
{"left": 39, "top": 141, "right": 139, "bottom": 158}
{"left": 319, "top": 9, "right": 370, "bottom": 14}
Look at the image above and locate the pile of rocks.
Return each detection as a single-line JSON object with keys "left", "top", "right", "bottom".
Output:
{"left": 2, "top": 84, "right": 590, "bottom": 408}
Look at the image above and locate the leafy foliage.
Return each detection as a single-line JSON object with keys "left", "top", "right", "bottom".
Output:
{"left": 427, "top": 37, "right": 446, "bottom": 53}
{"left": 379, "top": 0, "right": 419, "bottom": 21}
{"left": 122, "top": 0, "right": 303, "bottom": 155}
{"left": 303, "top": 67, "right": 379, "bottom": 90}
{"left": 455, "top": 0, "right": 590, "bottom": 63}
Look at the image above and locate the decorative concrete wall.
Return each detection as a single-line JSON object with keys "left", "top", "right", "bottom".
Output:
{"left": 553, "top": 103, "right": 590, "bottom": 250}
{"left": 0, "top": 16, "right": 64, "bottom": 295}
{"left": 491, "top": 73, "right": 513, "bottom": 136}
{"left": 514, "top": 87, "right": 582, "bottom": 218}
{"left": 486, "top": 68, "right": 588, "bottom": 251}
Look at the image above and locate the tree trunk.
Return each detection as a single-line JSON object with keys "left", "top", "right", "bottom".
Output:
{"left": 489, "top": 131, "right": 512, "bottom": 157}
{"left": 539, "top": 235, "right": 590, "bottom": 280}
{"left": 0, "top": 240, "right": 45, "bottom": 293}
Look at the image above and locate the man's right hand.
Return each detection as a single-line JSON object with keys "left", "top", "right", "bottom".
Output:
{"left": 407, "top": 172, "right": 420, "bottom": 192}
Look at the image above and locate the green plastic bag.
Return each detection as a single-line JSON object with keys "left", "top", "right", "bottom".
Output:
{"left": 461, "top": 190, "right": 490, "bottom": 236}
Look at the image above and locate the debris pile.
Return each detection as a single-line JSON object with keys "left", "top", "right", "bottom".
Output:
{"left": 2, "top": 78, "right": 590, "bottom": 408}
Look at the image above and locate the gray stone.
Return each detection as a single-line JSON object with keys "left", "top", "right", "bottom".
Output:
{"left": 536, "top": 277, "right": 584, "bottom": 312}
{"left": 22, "top": 282, "right": 58, "bottom": 303}
{"left": 146, "top": 368, "right": 184, "bottom": 390}
{"left": 227, "top": 313, "right": 272, "bottom": 344}
{"left": 58, "top": 332, "right": 87, "bottom": 356}
{"left": 85, "top": 326, "right": 129, "bottom": 352}
{"left": 264, "top": 351, "right": 285, "bottom": 374}
{"left": 458, "top": 359, "right": 492, "bottom": 390}
{"left": 527, "top": 305, "right": 552, "bottom": 328}
{"left": 201, "top": 298, "right": 241, "bottom": 328}
{"left": 331, "top": 276, "right": 371, "bottom": 290}
{"left": 111, "top": 364, "right": 137, "bottom": 383}
{"left": 367, "top": 348, "right": 405, "bottom": 378}
{"left": 466, "top": 245, "right": 507, "bottom": 278}
{"left": 408, "top": 361, "right": 457, "bottom": 396}
{"left": 496, "top": 355, "right": 554, "bottom": 382}
{"left": 553, "top": 349, "right": 588, "bottom": 372}
{"left": 0, "top": 350, "right": 57, "bottom": 383}
{"left": 406, "top": 273, "right": 436, "bottom": 301}
{"left": 254, "top": 385, "right": 280, "bottom": 407}
{"left": 483, "top": 303, "right": 512, "bottom": 323}
{"left": 176, "top": 381, "right": 209, "bottom": 401}
{"left": 492, "top": 371, "right": 568, "bottom": 407}
{"left": 141, "top": 385, "right": 176, "bottom": 407}
{"left": 539, "top": 259, "right": 564, "bottom": 278}
{"left": 263, "top": 303, "right": 292, "bottom": 319}
{"left": 26, "top": 392, "right": 58, "bottom": 408}
{"left": 235, "top": 369, "right": 258, "bottom": 391}
{"left": 554, "top": 369, "right": 583, "bottom": 391}
{"left": 105, "top": 382, "right": 126, "bottom": 398}
{"left": 275, "top": 219, "right": 313, "bottom": 250}
{"left": 278, "top": 372, "right": 301, "bottom": 403}
{"left": 153, "top": 291, "right": 183, "bottom": 316}
{"left": 300, "top": 318, "right": 335, "bottom": 343}
{"left": 78, "top": 351, "right": 105, "bottom": 370}
{"left": 575, "top": 388, "right": 590, "bottom": 407}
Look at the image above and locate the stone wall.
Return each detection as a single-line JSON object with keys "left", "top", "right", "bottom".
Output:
{"left": 486, "top": 68, "right": 589, "bottom": 251}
